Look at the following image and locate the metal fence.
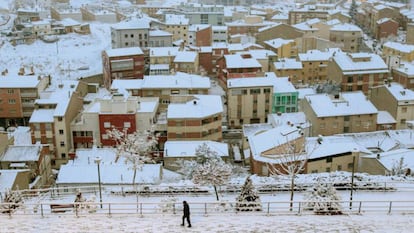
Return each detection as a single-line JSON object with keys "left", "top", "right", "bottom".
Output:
{"left": 2, "top": 200, "right": 414, "bottom": 218}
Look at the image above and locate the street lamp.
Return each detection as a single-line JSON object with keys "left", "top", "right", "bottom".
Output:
{"left": 349, "top": 148, "right": 358, "bottom": 210}
{"left": 94, "top": 156, "right": 103, "bottom": 208}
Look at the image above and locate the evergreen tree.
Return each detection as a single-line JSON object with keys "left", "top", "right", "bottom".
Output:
{"left": 235, "top": 176, "right": 262, "bottom": 211}
{"left": 304, "top": 181, "right": 342, "bottom": 215}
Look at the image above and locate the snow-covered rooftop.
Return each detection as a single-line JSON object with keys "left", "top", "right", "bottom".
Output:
{"left": 164, "top": 141, "right": 229, "bottom": 157}
{"left": 332, "top": 52, "right": 388, "bottom": 74}
{"left": 0, "top": 75, "right": 43, "bottom": 88}
{"left": 167, "top": 95, "right": 223, "bottom": 119}
{"left": 105, "top": 47, "right": 144, "bottom": 57}
{"left": 264, "top": 38, "right": 294, "bottom": 49}
{"left": 224, "top": 54, "right": 261, "bottom": 69}
{"left": 381, "top": 82, "right": 414, "bottom": 101}
{"left": 383, "top": 41, "right": 414, "bottom": 53}
{"left": 174, "top": 51, "right": 197, "bottom": 63}
{"left": 274, "top": 58, "right": 303, "bottom": 70}
{"left": 298, "top": 50, "right": 332, "bottom": 61}
{"left": 1, "top": 145, "right": 42, "bottom": 162}
{"left": 304, "top": 91, "right": 378, "bottom": 117}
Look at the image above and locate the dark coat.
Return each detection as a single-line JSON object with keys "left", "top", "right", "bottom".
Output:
{"left": 183, "top": 201, "right": 190, "bottom": 216}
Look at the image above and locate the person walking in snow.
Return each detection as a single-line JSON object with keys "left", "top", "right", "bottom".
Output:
{"left": 181, "top": 201, "right": 191, "bottom": 227}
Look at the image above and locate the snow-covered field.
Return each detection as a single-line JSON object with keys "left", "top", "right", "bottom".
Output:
{"left": 0, "top": 23, "right": 111, "bottom": 86}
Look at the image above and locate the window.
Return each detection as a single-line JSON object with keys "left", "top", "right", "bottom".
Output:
{"left": 347, "top": 76, "right": 353, "bottom": 83}
{"left": 59, "top": 129, "right": 64, "bottom": 135}
{"left": 250, "top": 89, "right": 261, "bottom": 94}
{"left": 326, "top": 167, "right": 331, "bottom": 172}
{"left": 60, "top": 141, "right": 65, "bottom": 147}
{"left": 130, "top": 34, "right": 134, "bottom": 38}
{"left": 61, "top": 153, "right": 66, "bottom": 159}
{"left": 8, "top": 99, "right": 16, "bottom": 104}
{"left": 320, "top": 123, "right": 325, "bottom": 129}
{"left": 124, "top": 34, "right": 128, "bottom": 38}
{"left": 401, "top": 119, "right": 406, "bottom": 124}
{"left": 8, "top": 89, "right": 14, "bottom": 94}
{"left": 263, "top": 88, "right": 271, "bottom": 93}
{"left": 347, "top": 162, "right": 354, "bottom": 169}
{"left": 58, "top": 117, "right": 63, "bottom": 121}
{"left": 402, "top": 107, "right": 407, "bottom": 113}
{"left": 337, "top": 165, "right": 342, "bottom": 171}
{"left": 104, "top": 122, "right": 111, "bottom": 128}
{"left": 124, "top": 122, "right": 131, "bottom": 128}
{"left": 102, "top": 134, "right": 109, "bottom": 140}
{"left": 326, "top": 157, "right": 332, "bottom": 163}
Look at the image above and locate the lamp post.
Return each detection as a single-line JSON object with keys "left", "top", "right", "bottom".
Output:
{"left": 349, "top": 149, "right": 358, "bottom": 210}
{"left": 94, "top": 156, "right": 103, "bottom": 208}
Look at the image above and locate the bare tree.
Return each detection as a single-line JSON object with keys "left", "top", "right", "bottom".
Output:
{"left": 106, "top": 127, "right": 158, "bottom": 201}
{"left": 267, "top": 136, "right": 317, "bottom": 211}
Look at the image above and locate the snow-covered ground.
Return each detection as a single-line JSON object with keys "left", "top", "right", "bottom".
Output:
{"left": 0, "top": 22, "right": 111, "bottom": 86}
{"left": 2, "top": 213, "right": 414, "bottom": 233}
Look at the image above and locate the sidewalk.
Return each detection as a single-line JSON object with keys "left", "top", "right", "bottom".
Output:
{"left": 1, "top": 213, "right": 413, "bottom": 233}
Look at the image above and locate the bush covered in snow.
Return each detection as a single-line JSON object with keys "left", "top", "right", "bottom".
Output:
{"left": 304, "top": 181, "right": 342, "bottom": 215}
{"left": 235, "top": 176, "right": 262, "bottom": 212}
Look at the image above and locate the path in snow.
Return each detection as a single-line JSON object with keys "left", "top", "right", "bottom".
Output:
{"left": 1, "top": 212, "right": 413, "bottom": 232}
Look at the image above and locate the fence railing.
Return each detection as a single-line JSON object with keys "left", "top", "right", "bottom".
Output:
{"left": 2, "top": 200, "right": 414, "bottom": 218}
{"left": 18, "top": 180, "right": 414, "bottom": 200}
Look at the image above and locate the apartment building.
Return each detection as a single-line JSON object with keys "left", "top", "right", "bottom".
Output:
{"left": 148, "top": 29, "right": 173, "bottom": 47}
{"left": 102, "top": 47, "right": 145, "bottom": 89}
{"left": 301, "top": 91, "right": 378, "bottom": 136}
{"left": 272, "top": 58, "right": 303, "bottom": 85}
{"left": 110, "top": 17, "right": 151, "bottom": 49}
{"left": 263, "top": 38, "right": 297, "bottom": 59}
{"left": 328, "top": 52, "right": 389, "bottom": 95}
{"left": 80, "top": 4, "right": 117, "bottom": 23}
{"left": 162, "top": 3, "right": 225, "bottom": 26}
{"left": 370, "top": 83, "right": 414, "bottom": 129}
{"left": 212, "top": 26, "right": 228, "bottom": 43}
{"left": 407, "top": 23, "right": 414, "bottom": 45}
{"left": 50, "top": 3, "right": 83, "bottom": 22}
{"left": 288, "top": 9, "right": 329, "bottom": 25}
{"left": 255, "top": 23, "right": 304, "bottom": 46}
{"left": 173, "top": 51, "right": 199, "bottom": 74}
{"left": 297, "top": 49, "right": 331, "bottom": 85}
{"left": 167, "top": 95, "right": 223, "bottom": 142}
{"left": 216, "top": 54, "right": 262, "bottom": 87}
{"left": 111, "top": 72, "right": 210, "bottom": 112}
{"left": 226, "top": 77, "right": 274, "bottom": 128}
{"left": 29, "top": 80, "right": 88, "bottom": 168}
{"left": 161, "top": 14, "right": 189, "bottom": 44}
{"left": 0, "top": 75, "right": 50, "bottom": 129}
{"left": 391, "top": 62, "right": 414, "bottom": 89}
{"left": 149, "top": 47, "right": 180, "bottom": 74}
{"left": 375, "top": 18, "right": 398, "bottom": 40}
{"left": 226, "top": 15, "right": 274, "bottom": 37}
{"left": 71, "top": 92, "right": 158, "bottom": 150}
{"left": 382, "top": 42, "right": 414, "bottom": 63}
{"left": 188, "top": 24, "right": 212, "bottom": 47}
{"left": 329, "top": 23, "right": 363, "bottom": 53}
{"left": 235, "top": 49, "right": 277, "bottom": 72}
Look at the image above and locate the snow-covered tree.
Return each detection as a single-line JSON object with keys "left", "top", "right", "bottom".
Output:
{"left": 195, "top": 142, "right": 222, "bottom": 164}
{"left": 235, "top": 176, "right": 262, "bottom": 211}
{"left": 304, "top": 181, "right": 342, "bottom": 215}
{"left": 174, "top": 159, "right": 198, "bottom": 179}
{"left": 192, "top": 158, "right": 232, "bottom": 201}
{"left": 106, "top": 127, "right": 158, "bottom": 201}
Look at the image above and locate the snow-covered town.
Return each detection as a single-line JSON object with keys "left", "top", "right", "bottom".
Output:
{"left": 1, "top": 0, "right": 414, "bottom": 232}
